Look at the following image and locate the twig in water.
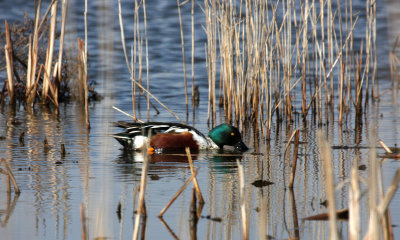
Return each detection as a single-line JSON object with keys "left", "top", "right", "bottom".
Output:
{"left": 237, "top": 160, "right": 248, "bottom": 240}
{"left": 80, "top": 203, "right": 87, "bottom": 240}
{"left": 132, "top": 140, "right": 149, "bottom": 240}
{"left": 0, "top": 158, "right": 20, "bottom": 194}
{"left": 158, "top": 168, "right": 199, "bottom": 217}
{"left": 378, "top": 140, "right": 392, "bottom": 154}
{"left": 317, "top": 131, "right": 339, "bottom": 240}
{"left": 289, "top": 130, "right": 300, "bottom": 188}
{"left": 185, "top": 147, "right": 204, "bottom": 203}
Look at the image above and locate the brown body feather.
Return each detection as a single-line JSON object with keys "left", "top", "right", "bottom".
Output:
{"left": 150, "top": 132, "right": 199, "bottom": 151}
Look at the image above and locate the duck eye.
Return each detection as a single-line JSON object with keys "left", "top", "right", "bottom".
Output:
{"left": 230, "top": 132, "right": 235, "bottom": 136}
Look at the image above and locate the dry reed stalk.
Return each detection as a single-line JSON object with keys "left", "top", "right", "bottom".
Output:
{"left": 365, "top": 136, "right": 379, "bottom": 239}
{"left": 84, "top": 0, "right": 88, "bottom": 63}
{"left": 158, "top": 169, "right": 199, "bottom": 217}
{"left": 204, "top": 0, "right": 217, "bottom": 125}
{"left": 42, "top": 0, "right": 58, "bottom": 104}
{"left": 189, "top": 187, "right": 198, "bottom": 240}
{"left": 80, "top": 203, "right": 87, "bottom": 240}
{"left": 289, "top": 188, "right": 300, "bottom": 239}
{"left": 26, "top": 64, "right": 44, "bottom": 104}
{"left": 177, "top": 0, "right": 188, "bottom": 109}
{"left": 118, "top": 0, "right": 132, "bottom": 75}
{"left": 349, "top": 156, "right": 360, "bottom": 240}
{"left": 112, "top": 106, "right": 143, "bottom": 123}
{"left": 338, "top": 60, "right": 345, "bottom": 125}
{"left": 4, "top": 20, "right": 15, "bottom": 102}
{"left": 158, "top": 217, "right": 179, "bottom": 240}
{"left": 0, "top": 158, "right": 20, "bottom": 194}
{"left": 378, "top": 140, "right": 393, "bottom": 154}
{"left": 77, "top": 38, "right": 90, "bottom": 128}
{"left": 317, "top": 131, "right": 339, "bottom": 240}
{"left": 57, "top": 0, "right": 69, "bottom": 83}
{"left": 377, "top": 169, "right": 400, "bottom": 217}
{"left": 132, "top": 151, "right": 149, "bottom": 240}
{"left": 27, "top": 0, "right": 42, "bottom": 103}
{"left": 237, "top": 160, "right": 248, "bottom": 240}
{"left": 142, "top": 0, "right": 150, "bottom": 121}
{"left": 191, "top": 0, "right": 195, "bottom": 107}
{"left": 185, "top": 147, "right": 204, "bottom": 203}
{"left": 84, "top": 59, "right": 90, "bottom": 129}
{"left": 289, "top": 129, "right": 300, "bottom": 188}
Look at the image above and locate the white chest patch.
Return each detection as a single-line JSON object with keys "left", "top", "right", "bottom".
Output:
{"left": 132, "top": 136, "right": 149, "bottom": 150}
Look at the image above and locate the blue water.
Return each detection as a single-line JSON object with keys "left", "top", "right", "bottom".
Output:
{"left": 0, "top": 0, "right": 400, "bottom": 239}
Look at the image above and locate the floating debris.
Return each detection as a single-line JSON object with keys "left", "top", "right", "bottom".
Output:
{"left": 358, "top": 165, "right": 367, "bottom": 171}
{"left": 303, "top": 209, "right": 349, "bottom": 221}
{"left": 19, "top": 131, "right": 24, "bottom": 145}
{"left": 251, "top": 180, "right": 274, "bottom": 188}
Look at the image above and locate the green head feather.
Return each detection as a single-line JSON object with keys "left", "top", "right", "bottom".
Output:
{"left": 209, "top": 124, "right": 248, "bottom": 151}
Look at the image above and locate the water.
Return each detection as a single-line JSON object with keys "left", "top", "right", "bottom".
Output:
{"left": 1, "top": 0, "right": 400, "bottom": 239}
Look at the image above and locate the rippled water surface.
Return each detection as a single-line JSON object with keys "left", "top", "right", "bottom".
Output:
{"left": 1, "top": 1, "right": 400, "bottom": 239}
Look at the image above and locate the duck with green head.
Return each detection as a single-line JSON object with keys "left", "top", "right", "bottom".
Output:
{"left": 113, "top": 122, "right": 249, "bottom": 153}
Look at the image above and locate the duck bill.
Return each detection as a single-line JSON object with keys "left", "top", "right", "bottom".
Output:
{"left": 234, "top": 141, "right": 249, "bottom": 152}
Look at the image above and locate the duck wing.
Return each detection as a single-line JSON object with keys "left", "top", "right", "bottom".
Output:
{"left": 114, "top": 121, "right": 207, "bottom": 138}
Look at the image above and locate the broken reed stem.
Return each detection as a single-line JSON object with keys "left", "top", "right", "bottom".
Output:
{"left": 317, "top": 131, "right": 339, "bottom": 240}
{"left": 1, "top": 158, "right": 20, "bottom": 194}
{"left": 132, "top": 151, "right": 149, "bottom": 240}
{"left": 57, "top": 0, "right": 68, "bottom": 84}
{"left": 349, "top": 156, "right": 360, "bottom": 240}
{"left": 4, "top": 20, "right": 15, "bottom": 102}
{"left": 378, "top": 140, "right": 392, "bottom": 154}
{"left": 283, "top": 128, "right": 299, "bottom": 155}
{"left": 366, "top": 132, "right": 379, "bottom": 239}
{"left": 112, "top": 106, "right": 143, "bottom": 123}
{"left": 80, "top": 203, "right": 87, "bottom": 240}
{"left": 177, "top": 0, "right": 188, "bottom": 109}
{"left": 158, "top": 169, "right": 199, "bottom": 217}
{"left": 237, "top": 160, "right": 248, "bottom": 240}
{"left": 142, "top": 0, "right": 150, "bottom": 120}
{"left": 158, "top": 217, "right": 179, "bottom": 240}
{"left": 191, "top": 0, "right": 195, "bottom": 106}
{"left": 289, "top": 129, "right": 300, "bottom": 188}
{"left": 185, "top": 147, "right": 204, "bottom": 204}
{"left": 42, "top": 0, "right": 58, "bottom": 105}
{"left": 377, "top": 168, "right": 400, "bottom": 216}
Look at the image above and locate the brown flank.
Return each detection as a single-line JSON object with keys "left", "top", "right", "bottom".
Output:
{"left": 150, "top": 132, "right": 199, "bottom": 151}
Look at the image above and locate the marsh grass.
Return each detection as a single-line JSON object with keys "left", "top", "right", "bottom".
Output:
{"left": 202, "top": 0, "right": 377, "bottom": 136}
{"left": 0, "top": 1, "right": 95, "bottom": 112}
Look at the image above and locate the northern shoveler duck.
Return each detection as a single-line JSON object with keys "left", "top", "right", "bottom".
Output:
{"left": 113, "top": 121, "right": 248, "bottom": 153}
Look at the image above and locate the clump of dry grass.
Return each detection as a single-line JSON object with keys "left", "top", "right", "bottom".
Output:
{"left": 203, "top": 0, "right": 377, "bottom": 136}
{"left": 0, "top": 2, "right": 97, "bottom": 111}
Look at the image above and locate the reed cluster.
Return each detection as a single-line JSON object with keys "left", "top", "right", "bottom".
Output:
{"left": 317, "top": 132, "right": 399, "bottom": 239}
{"left": 203, "top": 0, "right": 377, "bottom": 135}
{"left": 0, "top": 1, "right": 93, "bottom": 115}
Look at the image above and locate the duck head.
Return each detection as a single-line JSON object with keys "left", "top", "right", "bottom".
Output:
{"left": 209, "top": 124, "right": 249, "bottom": 152}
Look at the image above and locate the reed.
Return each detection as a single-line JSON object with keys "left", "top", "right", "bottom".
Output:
{"left": 158, "top": 169, "right": 199, "bottom": 217}
{"left": 202, "top": 0, "right": 376, "bottom": 131}
{"left": 4, "top": 20, "right": 15, "bottom": 102}
{"left": 237, "top": 159, "right": 248, "bottom": 240}
{"left": 349, "top": 155, "right": 360, "bottom": 240}
{"left": 317, "top": 130, "right": 339, "bottom": 240}
{"left": 289, "top": 129, "right": 300, "bottom": 188}
{"left": 132, "top": 143, "right": 149, "bottom": 240}
{"left": 185, "top": 147, "right": 204, "bottom": 203}
{"left": 117, "top": 0, "right": 183, "bottom": 123}
{"left": 42, "top": 0, "right": 58, "bottom": 105}
{"left": 1, "top": 0, "right": 95, "bottom": 110}
{"left": 177, "top": 0, "right": 188, "bottom": 110}
{"left": 0, "top": 158, "right": 20, "bottom": 194}
{"left": 80, "top": 203, "right": 87, "bottom": 240}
